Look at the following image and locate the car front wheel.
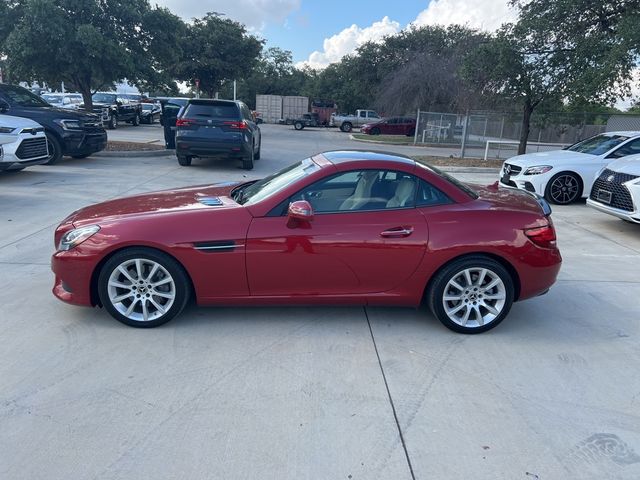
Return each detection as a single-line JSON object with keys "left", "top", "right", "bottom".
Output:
{"left": 98, "top": 248, "right": 190, "bottom": 328}
{"left": 132, "top": 113, "right": 140, "bottom": 126}
{"left": 108, "top": 114, "right": 118, "bottom": 130}
{"left": 428, "top": 256, "right": 514, "bottom": 334}
{"left": 44, "top": 132, "right": 63, "bottom": 165}
{"left": 545, "top": 172, "right": 582, "bottom": 205}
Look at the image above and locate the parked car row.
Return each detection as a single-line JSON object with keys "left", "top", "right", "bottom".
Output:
{"left": 499, "top": 131, "right": 640, "bottom": 223}
{"left": 0, "top": 83, "right": 107, "bottom": 166}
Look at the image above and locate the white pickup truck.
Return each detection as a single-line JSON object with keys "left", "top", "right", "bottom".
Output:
{"left": 330, "top": 109, "right": 380, "bottom": 132}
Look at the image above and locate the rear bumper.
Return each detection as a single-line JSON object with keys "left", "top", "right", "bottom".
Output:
{"left": 176, "top": 137, "right": 249, "bottom": 158}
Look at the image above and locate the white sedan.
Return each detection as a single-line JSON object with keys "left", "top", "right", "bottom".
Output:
{"left": 499, "top": 132, "right": 640, "bottom": 204}
{"left": 587, "top": 154, "right": 640, "bottom": 223}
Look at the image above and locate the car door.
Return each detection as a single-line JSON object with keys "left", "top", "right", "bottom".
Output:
{"left": 245, "top": 169, "right": 429, "bottom": 296}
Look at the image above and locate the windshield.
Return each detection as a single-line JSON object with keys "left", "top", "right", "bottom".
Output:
{"left": 142, "top": 104, "right": 154, "bottom": 110}
{"left": 567, "top": 134, "right": 629, "bottom": 155}
{"left": 42, "top": 95, "right": 63, "bottom": 104}
{"left": 2, "top": 85, "right": 50, "bottom": 107}
{"left": 92, "top": 93, "right": 117, "bottom": 104}
{"left": 233, "top": 158, "right": 321, "bottom": 205}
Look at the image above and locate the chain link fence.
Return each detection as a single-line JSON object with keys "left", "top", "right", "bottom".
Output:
{"left": 413, "top": 110, "right": 640, "bottom": 159}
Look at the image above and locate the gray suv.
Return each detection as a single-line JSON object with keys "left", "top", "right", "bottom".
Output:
{"left": 175, "top": 99, "right": 261, "bottom": 170}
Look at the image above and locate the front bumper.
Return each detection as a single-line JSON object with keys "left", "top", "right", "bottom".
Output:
{"left": 0, "top": 134, "right": 49, "bottom": 169}
{"left": 51, "top": 248, "right": 99, "bottom": 306}
{"left": 62, "top": 130, "right": 108, "bottom": 156}
{"left": 587, "top": 198, "right": 640, "bottom": 223}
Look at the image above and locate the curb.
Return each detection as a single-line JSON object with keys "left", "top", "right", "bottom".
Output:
{"left": 93, "top": 149, "right": 173, "bottom": 158}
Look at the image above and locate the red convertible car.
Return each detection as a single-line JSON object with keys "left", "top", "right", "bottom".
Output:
{"left": 52, "top": 151, "right": 561, "bottom": 333}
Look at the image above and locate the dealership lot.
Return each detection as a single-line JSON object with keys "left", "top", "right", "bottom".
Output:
{"left": 1, "top": 125, "right": 639, "bottom": 479}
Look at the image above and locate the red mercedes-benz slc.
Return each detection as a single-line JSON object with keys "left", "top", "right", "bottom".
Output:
{"left": 52, "top": 151, "right": 561, "bottom": 333}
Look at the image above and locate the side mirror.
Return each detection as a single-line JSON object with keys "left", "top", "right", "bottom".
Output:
{"left": 0, "top": 99, "right": 9, "bottom": 113}
{"left": 288, "top": 200, "right": 314, "bottom": 222}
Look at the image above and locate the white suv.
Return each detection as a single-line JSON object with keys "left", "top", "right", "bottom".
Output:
{"left": 0, "top": 114, "right": 49, "bottom": 171}
{"left": 587, "top": 154, "right": 640, "bottom": 223}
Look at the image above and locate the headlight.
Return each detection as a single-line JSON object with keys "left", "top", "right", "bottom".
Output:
{"left": 58, "top": 225, "right": 100, "bottom": 251}
{"left": 54, "top": 119, "right": 83, "bottom": 130}
{"left": 524, "top": 165, "right": 552, "bottom": 175}
{"left": 0, "top": 126, "right": 16, "bottom": 133}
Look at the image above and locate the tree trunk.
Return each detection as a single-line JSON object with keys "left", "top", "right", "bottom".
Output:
{"left": 518, "top": 99, "right": 533, "bottom": 155}
{"left": 80, "top": 89, "right": 93, "bottom": 112}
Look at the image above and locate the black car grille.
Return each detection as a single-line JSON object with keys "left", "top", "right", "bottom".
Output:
{"left": 15, "top": 137, "right": 48, "bottom": 160}
{"left": 503, "top": 163, "right": 522, "bottom": 175}
{"left": 590, "top": 168, "right": 638, "bottom": 212}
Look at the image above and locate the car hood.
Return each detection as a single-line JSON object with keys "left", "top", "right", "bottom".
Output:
{"left": 604, "top": 155, "right": 640, "bottom": 176}
{"left": 9, "top": 105, "right": 99, "bottom": 122}
{"left": 505, "top": 149, "right": 593, "bottom": 167}
{"left": 67, "top": 181, "right": 243, "bottom": 227}
{"left": 0, "top": 113, "right": 41, "bottom": 129}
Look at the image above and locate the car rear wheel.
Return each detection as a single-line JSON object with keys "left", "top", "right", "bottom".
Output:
{"left": 108, "top": 114, "right": 118, "bottom": 130}
{"left": 44, "top": 132, "right": 63, "bottom": 165}
{"left": 428, "top": 256, "right": 514, "bottom": 334}
{"left": 132, "top": 113, "right": 140, "bottom": 126}
{"left": 294, "top": 121, "right": 304, "bottom": 130}
{"left": 370, "top": 127, "right": 380, "bottom": 135}
{"left": 340, "top": 122, "right": 352, "bottom": 132}
{"left": 243, "top": 144, "right": 254, "bottom": 170}
{"left": 177, "top": 155, "right": 192, "bottom": 166}
{"left": 544, "top": 172, "right": 582, "bottom": 205}
{"left": 254, "top": 138, "right": 261, "bottom": 160}
{"left": 98, "top": 248, "right": 190, "bottom": 328}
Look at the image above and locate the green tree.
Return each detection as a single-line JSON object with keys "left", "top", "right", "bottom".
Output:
{"left": 463, "top": 26, "right": 566, "bottom": 154}
{"left": 175, "top": 13, "right": 263, "bottom": 99}
{"left": 4, "top": 0, "right": 186, "bottom": 109}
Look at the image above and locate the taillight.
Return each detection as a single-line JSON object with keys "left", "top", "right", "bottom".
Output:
{"left": 224, "top": 120, "right": 248, "bottom": 130}
{"left": 176, "top": 118, "right": 195, "bottom": 127}
{"left": 524, "top": 222, "right": 556, "bottom": 249}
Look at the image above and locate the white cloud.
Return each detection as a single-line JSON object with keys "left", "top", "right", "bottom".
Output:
{"left": 297, "top": 16, "right": 400, "bottom": 69}
{"left": 153, "top": 0, "right": 300, "bottom": 31}
{"left": 412, "top": 0, "right": 517, "bottom": 31}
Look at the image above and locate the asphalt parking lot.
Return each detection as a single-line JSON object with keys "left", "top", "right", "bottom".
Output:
{"left": 1, "top": 124, "right": 639, "bottom": 479}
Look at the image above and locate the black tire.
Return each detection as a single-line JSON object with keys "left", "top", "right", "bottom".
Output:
{"left": 132, "top": 113, "right": 140, "bottom": 126}
{"left": 98, "top": 248, "right": 190, "bottom": 328}
{"left": 340, "top": 122, "right": 353, "bottom": 132}
{"left": 294, "top": 121, "right": 304, "bottom": 130}
{"left": 177, "top": 155, "right": 192, "bottom": 166}
{"left": 44, "top": 132, "right": 63, "bottom": 165}
{"left": 242, "top": 143, "right": 254, "bottom": 170}
{"left": 71, "top": 154, "right": 91, "bottom": 159}
{"left": 544, "top": 172, "right": 582, "bottom": 205}
{"left": 254, "top": 137, "right": 261, "bottom": 160}
{"left": 108, "top": 114, "right": 118, "bottom": 130}
{"left": 370, "top": 127, "right": 380, "bottom": 135}
{"left": 427, "top": 256, "right": 514, "bottom": 334}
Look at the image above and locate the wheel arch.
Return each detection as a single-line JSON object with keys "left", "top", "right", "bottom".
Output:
{"left": 89, "top": 245, "right": 196, "bottom": 307}
{"left": 422, "top": 251, "right": 521, "bottom": 303}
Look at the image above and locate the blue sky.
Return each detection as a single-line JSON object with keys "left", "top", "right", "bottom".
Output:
{"left": 156, "top": 0, "right": 516, "bottom": 68}
{"left": 262, "top": 1, "right": 430, "bottom": 63}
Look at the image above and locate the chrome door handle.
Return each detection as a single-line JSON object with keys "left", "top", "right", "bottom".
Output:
{"left": 380, "top": 227, "right": 414, "bottom": 237}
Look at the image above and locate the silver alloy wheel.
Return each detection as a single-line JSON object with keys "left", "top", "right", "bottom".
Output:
{"left": 549, "top": 174, "right": 579, "bottom": 203}
{"left": 107, "top": 258, "right": 176, "bottom": 322}
{"left": 442, "top": 267, "right": 507, "bottom": 328}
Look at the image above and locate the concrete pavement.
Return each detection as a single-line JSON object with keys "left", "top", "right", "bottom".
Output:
{"left": 1, "top": 126, "right": 639, "bottom": 479}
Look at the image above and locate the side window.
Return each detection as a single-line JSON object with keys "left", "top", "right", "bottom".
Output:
{"left": 416, "top": 179, "right": 452, "bottom": 207}
{"left": 287, "top": 170, "right": 419, "bottom": 214}
{"left": 359, "top": 111, "right": 366, "bottom": 117}
{"left": 608, "top": 138, "right": 640, "bottom": 158}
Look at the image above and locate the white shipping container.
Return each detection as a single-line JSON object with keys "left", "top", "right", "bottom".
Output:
{"left": 282, "top": 96, "right": 309, "bottom": 120}
{"left": 255, "top": 94, "right": 283, "bottom": 123}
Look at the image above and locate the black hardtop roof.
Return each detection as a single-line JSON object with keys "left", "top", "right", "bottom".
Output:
{"left": 321, "top": 150, "right": 416, "bottom": 166}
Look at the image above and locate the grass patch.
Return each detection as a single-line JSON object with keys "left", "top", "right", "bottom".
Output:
{"left": 412, "top": 155, "right": 503, "bottom": 168}
{"left": 106, "top": 141, "right": 165, "bottom": 151}
{"left": 352, "top": 133, "right": 413, "bottom": 144}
